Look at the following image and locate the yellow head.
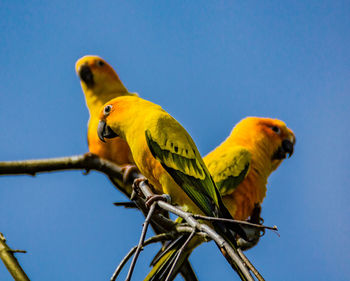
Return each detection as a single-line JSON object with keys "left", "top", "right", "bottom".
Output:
{"left": 229, "top": 117, "right": 296, "bottom": 171}
{"left": 75, "top": 55, "right": 127, "bottom": 95}
{"left": 97, "top": 96, "right": 153, "bottom": 141}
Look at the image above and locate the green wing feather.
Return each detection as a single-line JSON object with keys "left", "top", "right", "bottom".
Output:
{"left": 144, "top": 114, "right": 249, "bottom": 239}
{"left": 145, "top": 114, "right": 230, "bottom": 216}
{"left": 145, "top": 126, "right": 221, "bottom": 217}
{"left": 206, "top": 146, "right": 251, "bottom": 196}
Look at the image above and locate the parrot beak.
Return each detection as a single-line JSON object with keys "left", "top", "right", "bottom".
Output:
{"left": 78, "top": 64, "right": 95, "bottom": 87}
{"left": 97, "top": 120, "right": 119, "bottom": 142}
{"left": 272, "top": 139, "right": 294, "bottom": 160}
{"left": 282, "top": 139, "right": 294, "bottom": 158}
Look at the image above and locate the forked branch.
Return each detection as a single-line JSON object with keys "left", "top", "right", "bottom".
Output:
{"left": 0, "top": 154, "right": 271, "bottom": 281}
{"left": 0, "top": 233, "right": 30, "bottom": 281}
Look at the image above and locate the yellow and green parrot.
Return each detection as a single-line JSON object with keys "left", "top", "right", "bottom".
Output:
{"left": 145, "top": 116, "right": 295, "bottom": 281}
{"left": 75, "top": 55, "right": 137, "bottom": 195}
{"left": 97, "top": 96, "right": 249, "bottom": 281}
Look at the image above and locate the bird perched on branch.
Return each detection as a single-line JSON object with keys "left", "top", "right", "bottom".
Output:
{"left": 75, "top": 55, "right": 137, "bottom": 196}
{"left": 97, "top": 96, "right": 250, "bottom": 281}
{"left": 145, "top": 116, "right": 295, "bottom": 280}
{"left": 205, "top": 116, "right": 295, "bottom": 221}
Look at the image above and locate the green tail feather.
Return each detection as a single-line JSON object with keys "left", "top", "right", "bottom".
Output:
{"left": 146, "top": 227, "right": 250, "bottom": 281}
{"left": 144, "top": 235, "right": 192, "bottom": 281}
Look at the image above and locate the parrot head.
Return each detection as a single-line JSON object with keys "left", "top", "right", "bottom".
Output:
{"left": 231, "top": 117, "right": 295, "bottom": 171}
{"left": 75, "top": 55, "right": 125, "bottom": 94}
{"left": 97, "top": 96, "right": 142, "bottom": 142}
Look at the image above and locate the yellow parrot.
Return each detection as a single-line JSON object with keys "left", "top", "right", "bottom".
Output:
{"left": 75, "top": 55, "right": 137, "bottom": 195}
{"left": 97, "top": 96, "right": 249, "bottom": 281}
{"left": 145, "top": 117, "right": 295, "bottom": 280}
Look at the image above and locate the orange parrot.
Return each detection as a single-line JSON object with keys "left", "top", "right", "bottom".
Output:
{"left": 75, "top": 55, "right": 137, "bottom": 195}
{"left": 205, "top": 116, "right": 295, "bottom": 221}
{"left": 146, "top": 116, "right": 295, "bottom": 281}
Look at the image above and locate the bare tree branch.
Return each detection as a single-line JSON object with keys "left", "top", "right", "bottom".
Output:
{"left": 0, "top": 154, "right": 267, "bottom": 281}
{"left": 0, "top": 233, "right": 30, "bottom": 281}
{"left": 137, "top": 180, "right": 255, "bottom": 281}
{"left": 0, "top": 153, "right": 123, "bottom": 179}
{"left": 110, "top": 229, "right": 195, "bottom": 281}
{"left": 125, "top": 203, "right": 156, "bottom": 281}
{"left": 0, "top": 154, "right": 198, "bottom": 281}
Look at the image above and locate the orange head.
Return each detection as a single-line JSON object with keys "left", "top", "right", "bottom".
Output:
{"left": 75, "top": 55, "right": 127, "bottom": 95}
{"left": 96, "top": 96, "right": 145, "bottom": 142}
{"left": 229, "top": 117, "right": 296, "bottom": 171}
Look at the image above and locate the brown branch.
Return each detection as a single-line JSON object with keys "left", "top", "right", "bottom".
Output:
{"left": 0, "top": 155, "right": 266, "bottom": 281}
{"left": 0, "top": 153, "right": 120, "bottom": 177}
{"left": 0, "top": 233, "right": 30, "bottom": 281}
{"left": 137, "top": 180, "right": 255, "bottom": 281}
{"left": 0, "top": 154, "right": 199, "bottom": 281}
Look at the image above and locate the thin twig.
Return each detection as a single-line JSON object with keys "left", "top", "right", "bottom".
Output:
{"left": 113, "top": 202, "right": 138, "bottom": 209}
{"left": 0, "top": 233, "right": 30, "bottom": 281}
{"left": 138, "top": 181, "right": 254, "bottom": 281}
{"left": 111, "top": 233, "right": 176, "bottom": 281}
{"left": 192, "top": 214, "right": 278, "bottom": 231}
{"left": 165, "top": 230, "right": 196, "bottom": 281}
{"left": 125, "top": 203, "right": 156, "bottom": 281}
{"left": 237, "top": 248, "right": 265, "bottom": 281}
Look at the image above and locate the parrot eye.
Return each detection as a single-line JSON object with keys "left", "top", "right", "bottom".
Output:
{"left": 103, "top": 105, "right": 112, "bottom": 116}
{"left": 97, "top": 60, "right": 105, "bottom": 67}
{"left": 271, "top": 126, "right": 281, "bottom": 134}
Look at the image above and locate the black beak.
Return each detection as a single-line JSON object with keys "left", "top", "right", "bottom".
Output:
{"left": 79, "top": 64, "right": 95, "bottom": 87}
{"left": 97, "top": 120, "right": 119, "bottom": 142}
{"left": 282, "top": 139, "right": 294, "bottom": 158}
{"left": 272, "top": 139, "right": 294, "bottom": 160}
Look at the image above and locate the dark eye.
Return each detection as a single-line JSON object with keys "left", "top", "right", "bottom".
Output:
{"left": 97, "top": 60, "right": 105, "bottom": 67}
{"left": 271, "top": 126, "right": 281, "bottom": 134}
{"left": 103, "top": 105, "right": 112, "bottom": 116}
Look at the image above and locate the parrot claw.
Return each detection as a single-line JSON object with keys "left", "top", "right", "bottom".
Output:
{"left": 121, "top": 164, "right": 139, "bottom": 184}
{"left": 145, "top": 194, "right": 171, "bottom": 208}
{"left": 132, "top": 178, "right": 148, "bottom": 198}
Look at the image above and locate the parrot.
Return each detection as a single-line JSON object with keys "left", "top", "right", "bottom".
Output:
{"left": 75, "top": 55, "right": 137, "bottom": 196}
{"left": 145, "top": 116, "right": 295, "bottom": 281}
{"left": 205, "top": 116, "right": 295, "bottom": 221}
{"left": 97, "top": 96, "right": 250, "bottom": 281}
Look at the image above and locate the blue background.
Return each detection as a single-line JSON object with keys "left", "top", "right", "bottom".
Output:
{"left": 1, "top": 1, "right": 349, "bottom": 280}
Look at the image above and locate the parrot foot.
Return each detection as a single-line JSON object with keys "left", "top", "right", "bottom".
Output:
{"left": 121, "top": 164, "right": 139, "bottom": 184}
{"left": 131, "top": 177, "right": 148, "bottom": 200}
{"left": 145, "top": 194, "right": 171, "bottom": 208}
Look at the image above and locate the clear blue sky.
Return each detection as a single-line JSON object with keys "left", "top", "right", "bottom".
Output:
{"left": 1, "top": 1, "right": 349, "bottom": 280}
